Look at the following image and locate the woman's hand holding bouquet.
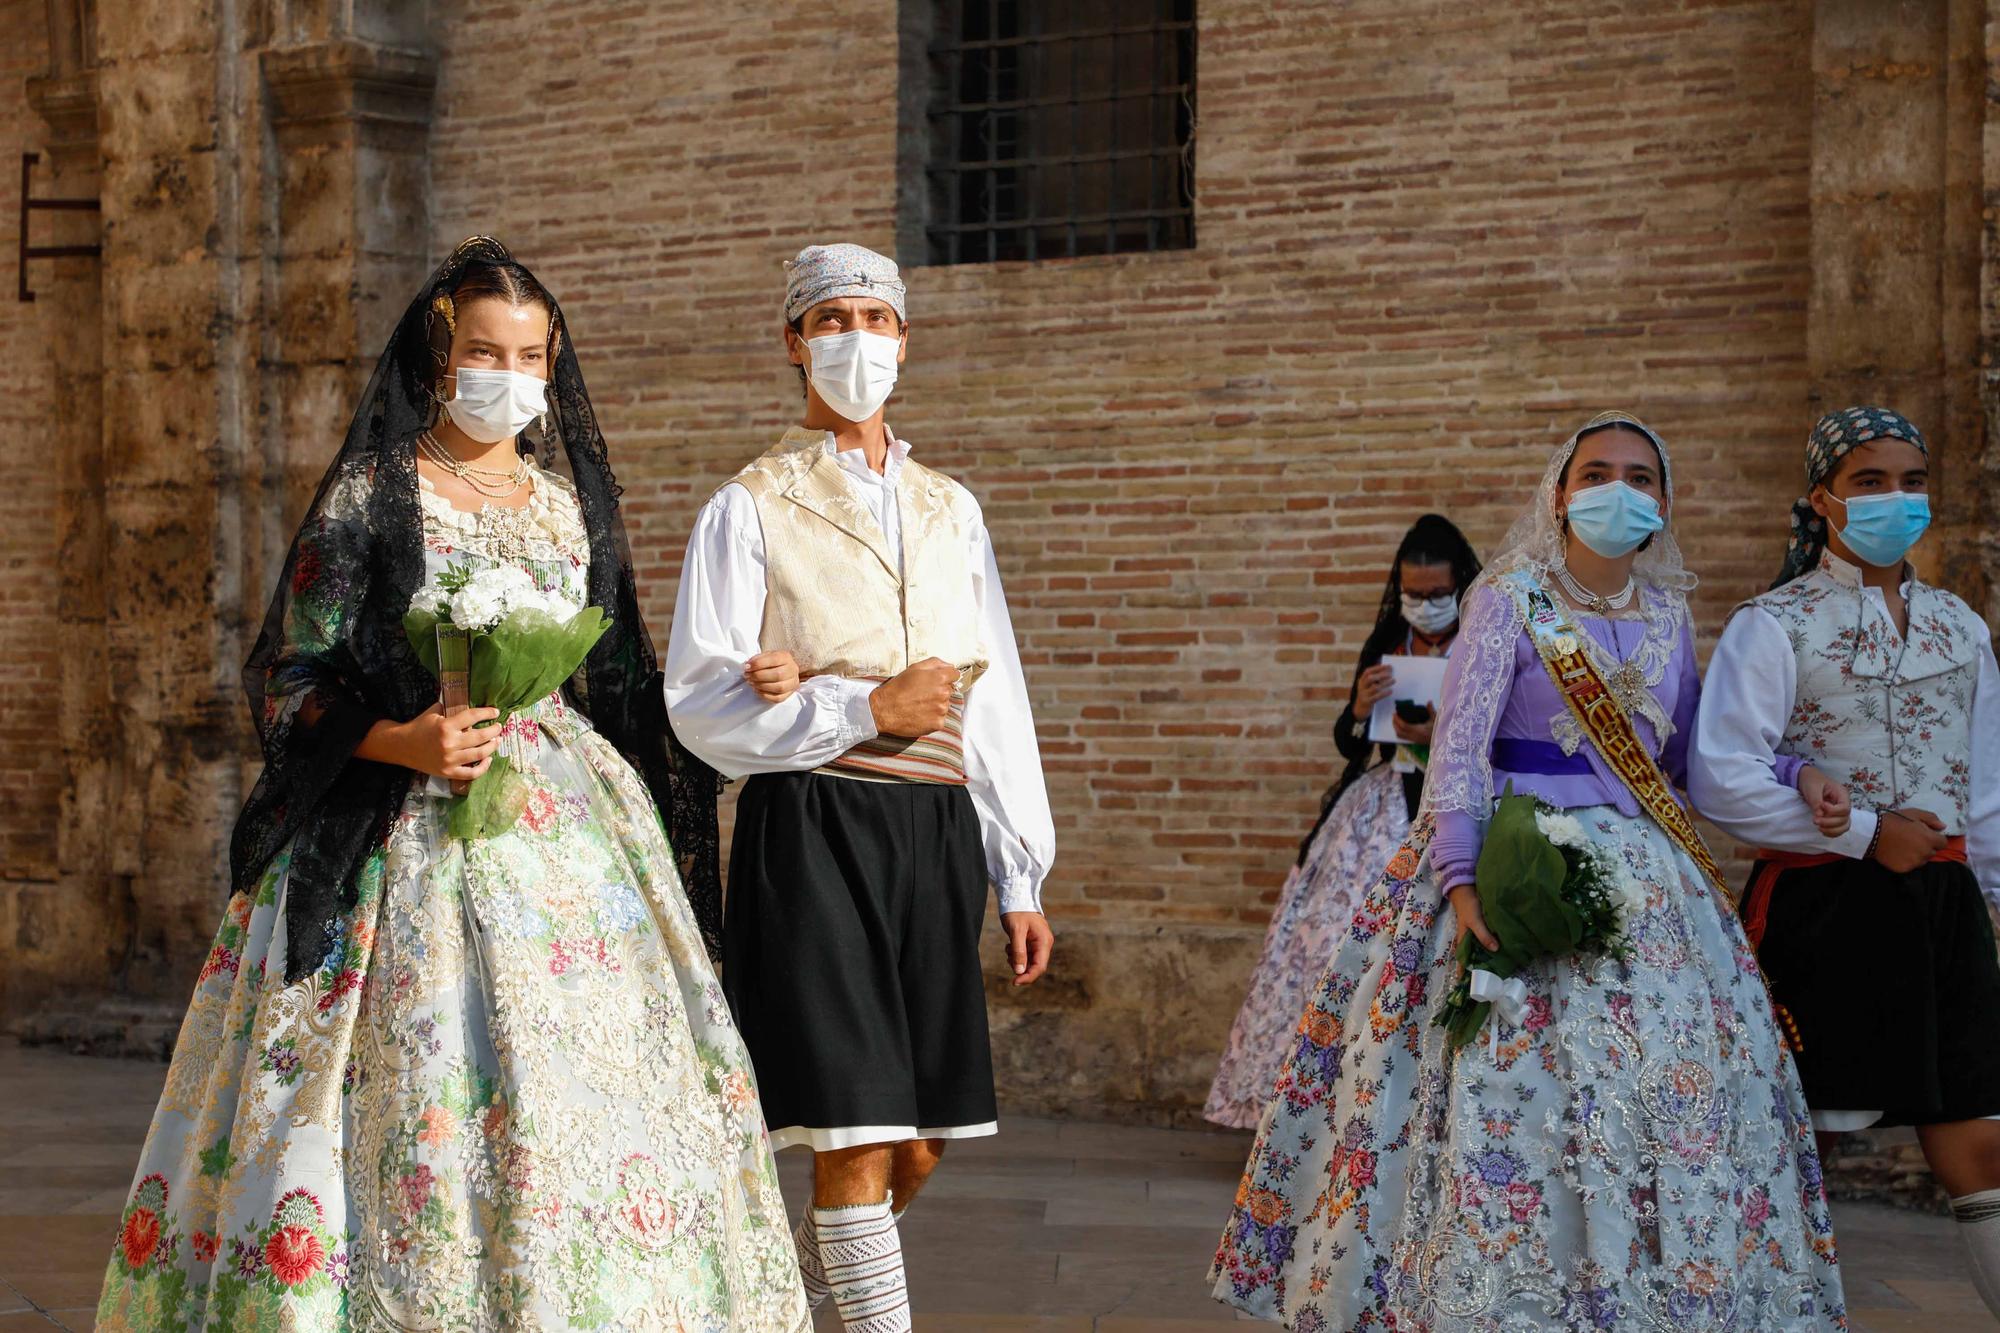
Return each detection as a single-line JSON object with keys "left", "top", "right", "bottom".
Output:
{"left": 404, "top": 563, "right": 608, "bottom": 840}
{"left": 1435, "top": 787, "right": 1647, "bottom": 1055}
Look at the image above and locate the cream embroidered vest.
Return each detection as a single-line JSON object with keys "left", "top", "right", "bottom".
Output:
{"left": 1746, "top": 556, "right": 1983, "bottom": 831}
{"left": 726, "top": 428, "right": 989, "bottom": 687}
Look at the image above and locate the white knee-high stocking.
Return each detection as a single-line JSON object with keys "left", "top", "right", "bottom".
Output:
{"left": 1950, "top": 1188, "right": 2000, "bottom": 1318}
{"left": 792, "top": 1208, "right": 830, "bottom": 1309}
{"left": 812, "top": 1199, "right": 910, "bottom": 1332}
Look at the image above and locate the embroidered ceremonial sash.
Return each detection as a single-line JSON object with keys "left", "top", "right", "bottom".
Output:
{"left": 818, "top": 683, "right": 970, "bottom": 786}
{"left": 1498, "top": 570, "right": 1729, "bottom": 898}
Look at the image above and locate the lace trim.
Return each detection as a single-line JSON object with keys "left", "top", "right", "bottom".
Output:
{"left": 1422, "top": 577, "right": 1687, "bottom": 816}
{"left": 1423, "top": 583, "right": 1526, "bottom": 818}
{"left": 419, "top": 467, "right": 590, "bottom": 566}
{"left": 1550, "top": 584, "right": 1682, "bottom": 746}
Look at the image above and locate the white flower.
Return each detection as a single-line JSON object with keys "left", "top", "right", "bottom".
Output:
{"left": 409, "top": 584, "right": 451, "bottom": 617}
{"left": 1600, "top": 857, "right": 1650, "bottom": 932}
{"left": 1534, "top": 810, "right": 1588, "bottom": 849}
{"left": 544, "top": 594, "right": 582, "bottom": 624}
{"left": 447, "top": 583, "right": 504, "bottom": 630}
{"left": 507, "top": 585, "right": 552, "bottom": 617}
{"left": 448, "top": 566, "right": 539, "bottom": 630}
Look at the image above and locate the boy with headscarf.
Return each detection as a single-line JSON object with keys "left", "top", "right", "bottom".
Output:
{"left": 1691, "top": 405, "right": 2000, "bottom": 1318}
{"left": 664, "top": 243, "right": 1056, "bottom": 1333}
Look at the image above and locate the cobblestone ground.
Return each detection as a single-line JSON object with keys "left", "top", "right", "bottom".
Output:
{"left": 0, "top": 1041, "right": 1986, "bottom": 1331}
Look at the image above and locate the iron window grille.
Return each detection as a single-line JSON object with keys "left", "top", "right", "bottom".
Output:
{"left": 910, "top": 0, "right": 1196, "bottom": 265}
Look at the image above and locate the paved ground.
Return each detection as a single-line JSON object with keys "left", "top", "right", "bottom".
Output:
{"left": 0, "top": 1040, "right": 1987, "bottom": 1332}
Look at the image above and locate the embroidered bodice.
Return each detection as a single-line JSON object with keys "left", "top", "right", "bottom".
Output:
{"left": 418, "top": 463, "right": 593, "bottom": 745}
{"left": 1426, "top": 577, "right": 1698, "bottom": 820}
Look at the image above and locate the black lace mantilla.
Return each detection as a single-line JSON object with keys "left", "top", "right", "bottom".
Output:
{"left": 229, "top": 237, "right": 724, "bottom": 981}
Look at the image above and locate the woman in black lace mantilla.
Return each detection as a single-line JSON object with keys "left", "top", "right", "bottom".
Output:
{"left": 93, "top": 238, "right": 810, "bottom": 1332}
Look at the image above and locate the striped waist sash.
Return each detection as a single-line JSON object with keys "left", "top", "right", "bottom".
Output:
{"left": 819, "top": 684, "right": 969, "bottom": 786}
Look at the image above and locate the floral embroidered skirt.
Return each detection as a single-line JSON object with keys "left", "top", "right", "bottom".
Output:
{"left": 93, "top": 711, "right": 810, "bottom": 1332}
{"left": 1205, "top": 764, "right": 1410, "bottom": 1129}
{"left": 1210, "top": 806, "right": 1847, "bottom": 1331}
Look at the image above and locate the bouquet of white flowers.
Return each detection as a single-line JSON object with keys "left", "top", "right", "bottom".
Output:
{"left": 1433, "top": 786, "right": 1648, "bottom": 1054}
{"left": 405, "top": 563, "right": 609, "bottom": 839}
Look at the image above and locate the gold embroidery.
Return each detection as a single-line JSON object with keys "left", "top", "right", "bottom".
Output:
{"left": 1502, "top": 572, "right": 1728, "bottom": 899}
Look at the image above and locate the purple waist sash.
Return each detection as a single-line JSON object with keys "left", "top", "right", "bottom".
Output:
{"left": 1490, "top": 737, "right": 1594, "bottom": 776}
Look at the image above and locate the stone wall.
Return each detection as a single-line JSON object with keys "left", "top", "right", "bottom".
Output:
{"left": 0, "top": 0, "right": 438, "bottom": 1039}
{"left": 0, "top": 3, "right": 61, "bottom": 896}
{"left": 0, "top": 0, "right": 1994, "bottom": 1161}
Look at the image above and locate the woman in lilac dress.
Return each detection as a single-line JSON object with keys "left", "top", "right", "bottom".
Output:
{"left": 1210, "top": 413, "right": 1846, "bottom": 1330}
{"left": 1206, "top": 516, "right": 1481, "bottom": 1129}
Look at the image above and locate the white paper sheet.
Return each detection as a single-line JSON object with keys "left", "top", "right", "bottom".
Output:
{"left": 1367, "top": 653, "right": 1449, "bottom": 744}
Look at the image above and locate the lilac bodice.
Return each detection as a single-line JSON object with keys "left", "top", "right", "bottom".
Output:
{"left": 1428, "top": 580, "right": 1701, "bottom": 889}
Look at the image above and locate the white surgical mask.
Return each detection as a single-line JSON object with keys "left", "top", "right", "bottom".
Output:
{"left": 1400, "top": 592, "right": 1459, "bottom": 636}
{"left": 802, "top": 329, "right": 901, "bottom": 422}
{"left": 445, "top": 367, "right": 547, "bottom": 444}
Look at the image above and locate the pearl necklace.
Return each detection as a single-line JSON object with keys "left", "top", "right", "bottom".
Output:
{"left": 419, "top": 430, "right": 529, "bottom": 499}
{"left": 1552, "top": 561, "right": 1635, "bottom": 616}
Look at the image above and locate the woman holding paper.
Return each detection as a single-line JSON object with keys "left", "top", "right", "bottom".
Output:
{"left": 1211, "top": 412, "right": 1845, "bottom": 1329}
{"left": 1204, "top": 515, "right": 1479, "bottom": 1129}
{"left": 92, "top": 239, "right": 809, "bottom": 1332}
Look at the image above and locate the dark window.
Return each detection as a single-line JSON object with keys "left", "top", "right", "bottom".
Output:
{"left": 903, "top": 0, "right": 1197, "bottom": 266}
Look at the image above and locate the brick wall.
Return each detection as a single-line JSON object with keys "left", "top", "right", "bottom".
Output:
{"left": 428, "top": 0, "right": 1818, "bottom": 908}
{"left": 420, "top": 0, "right": 1823, "bottom": 1118}
{"left": 0, "top": 1, "right": 60, "bottom": 889}
{"left": 2, "top": 0, "right": 1982, "bottom": 1132}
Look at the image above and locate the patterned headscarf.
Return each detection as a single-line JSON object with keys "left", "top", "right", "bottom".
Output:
{"left": 1774, "top": 405, "right": 1929, "bottom": 587}
{"left": 783, "top": 243, "right": 907, "bottom": 323}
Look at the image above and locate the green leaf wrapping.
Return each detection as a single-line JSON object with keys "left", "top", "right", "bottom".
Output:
{"left": 1471, "top": 787, "right": 1575, "bottom": 975}
{"left": 403, "top": 605, "right": 611, "bottom": 839}
{"left": 1434, "top": 784, "right": 1600, "bottom": 1052}
{"left": 404, "top": 608, "right": 444, "bottom": 678}
{"left": 446, "top": 755, "right": 532, "bottom": 841}
{"left": 470, "top": 607, "right": 611, "bottom": 724}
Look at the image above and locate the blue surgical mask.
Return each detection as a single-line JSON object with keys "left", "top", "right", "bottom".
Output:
{"left": 1828, "top": 490, "right": 1931, "bottom": 569}
{"left": 1564, "top": 480, "right": 1664, "bottom": 559}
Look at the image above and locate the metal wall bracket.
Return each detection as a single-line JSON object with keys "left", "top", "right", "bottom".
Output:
{"left": 18, "top": 152, "right": 101, "bottom": 302}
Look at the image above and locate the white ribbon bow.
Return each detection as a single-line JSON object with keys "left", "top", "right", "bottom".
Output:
{"left": 1468, "top": 968, "right": 1530, "bottom": 1060}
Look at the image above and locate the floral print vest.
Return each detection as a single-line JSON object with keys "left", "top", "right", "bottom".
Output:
{"left": 1747, "top": 553, "right": 1982, "bottom": 831}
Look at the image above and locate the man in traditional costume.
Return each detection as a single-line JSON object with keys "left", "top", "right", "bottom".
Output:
{"left": 1691, "top": 405, "right": 2000, "bottom": 1320}
{"left": 663, "top": 242, "right": 1055, "bottom": 1333}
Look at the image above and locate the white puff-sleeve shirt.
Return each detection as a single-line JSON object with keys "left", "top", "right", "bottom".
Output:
{"left": 663, "top": 434, "right": 1056, "bottom": 917}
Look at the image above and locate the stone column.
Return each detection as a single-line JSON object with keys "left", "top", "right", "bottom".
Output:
{"left": 1808, "top": 1, "right": 1948, "bottom": 427}
{"left": 259, "top": 37, "right": 436, "bottom": 542}
{"left": 1974, "top": 3, "right": 2000, "bottom": 627}
{"left": 5, "top": 2, "right": 435, "bottom": 1042}
{"left": 10, "top": 43, "right": 123, "bottom": 1025}
{"left": 86, "top": 0, "right": 255, "bottom": 1003}
{"left": 1808, "top": 0, "right": 1988, "bottom": 603}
